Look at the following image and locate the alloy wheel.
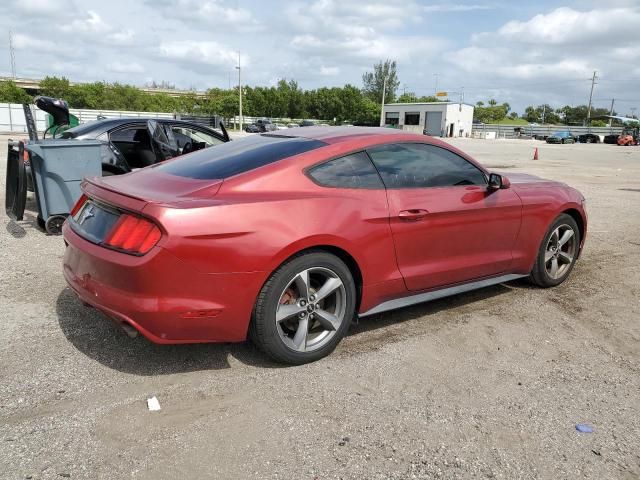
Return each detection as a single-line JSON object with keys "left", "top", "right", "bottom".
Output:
{"left": 275, "top": 267, "right": 347, "bottom": 353}
{"left": 544, "top": 224, "right": 577, "bottom": 280}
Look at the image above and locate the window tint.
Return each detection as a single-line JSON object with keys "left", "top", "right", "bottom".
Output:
{"left": 171, "top": 126, "right": 223, "bottom": 152}
{"left": 157, "top": 134, "right": 326, "bottom": 179}
{"left": 367, "top": 143, "right": 486, "bottom": 188}
{"left": 308, "top": 152, "right": 384, "bottom": 189}
{"left": 109, "top": 127, "right": 141, "bottom": 143}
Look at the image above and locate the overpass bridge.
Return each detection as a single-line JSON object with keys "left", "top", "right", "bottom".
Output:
{"left": 0, "top": 76, "right": 207, "bottom": 98}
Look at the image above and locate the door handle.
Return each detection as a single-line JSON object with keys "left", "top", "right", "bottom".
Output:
{"left": 398, "top": 209, "right": 429, "bottom": 221}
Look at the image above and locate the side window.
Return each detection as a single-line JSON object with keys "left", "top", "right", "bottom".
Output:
{"left": 367, "top": 143, "right": 486, "bottom": 188}
{"left": 109, "top": 128, "right": 138, "bottom": 143}
{"left": 308, "top": 152, "right": 384, "bottom": 189}
{"left": 171, "top": 125, "right": 224, "bottom": 153}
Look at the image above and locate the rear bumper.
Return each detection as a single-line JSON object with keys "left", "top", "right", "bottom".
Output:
{"left": 62, "top": 222, "right": 266, "bottom": 343}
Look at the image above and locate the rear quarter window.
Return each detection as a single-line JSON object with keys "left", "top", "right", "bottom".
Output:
{"left": 308, "top": 152, "right": 384, "bottom": 189}
{"left": 156, "top": 134, "right": 326, "bottom": 179}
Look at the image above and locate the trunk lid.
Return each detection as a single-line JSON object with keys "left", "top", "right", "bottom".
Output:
{"left": 84, "top": 168, "right": 223, "bottom": 207}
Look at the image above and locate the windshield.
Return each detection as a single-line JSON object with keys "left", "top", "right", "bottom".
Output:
{"left": 156, "top": 134, "right": 326, "bottom": 179}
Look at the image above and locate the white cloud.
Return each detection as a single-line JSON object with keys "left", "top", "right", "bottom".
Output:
{"left": 10, "top": 0, "right": 75, "bottom": 15}
{"left": 319, "top": 66, "right": 340, "bottom": 76}
{"left": 424, "top": 4, "right": 493, "bottom": 12}
{"left": 494, "top": 7, "right": 640, "bottom": 45}
{"left": 106, "top": 61, "right": 145, "bottom": 74}
{"left": 149, "top": 0, "right": 261, "bottom": 31}
{"left": 60, "top": 10, "right": 110, "bottom": 34}
{"left": 444, "top": 5, "right": 640, "bottom": 110}
{"left": 107, "top": 30, "right": 136, "bottom": 46}
{"left": 12, "top": 33, "right": 60, "bottom": 54}
{"left": 157, "top": 41, "right": 242, "bottom": 73}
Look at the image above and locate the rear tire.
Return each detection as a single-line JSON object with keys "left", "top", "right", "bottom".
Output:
{"left": 250, "top": 251, "right": 356, "bottom": 364}
{"left": 529, "top": 213, "right": 580, "bottom": 288}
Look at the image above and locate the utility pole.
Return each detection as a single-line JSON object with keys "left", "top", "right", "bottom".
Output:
{"left": 379, "top": 75, "right": 388, "bottom": 127}
{"left": 608, "top": 98, "right": 615, "bottom": 127}
{"left": 632, "top": 107, "right": 637, "bottom": 119}
{"left": 9, "top": 30, "right": 16, "bottom": 78}
{"left": 433, "top": 73, "right": 439, "bottom": 95}
{"left": 459, "top": 87, "right": 464, "bottom": 111}
{"left": 235, "top": 52, "right": 243, "bottom": 131}
{"left": 586, "top": 70, "right": 598, "bottom": 125}
{"left": 542, "top": 104, "right": 546, "bottom": 124}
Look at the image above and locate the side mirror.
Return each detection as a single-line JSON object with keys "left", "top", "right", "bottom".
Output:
{"left": 488, "top": 173, "right": 510, "bottom": 191}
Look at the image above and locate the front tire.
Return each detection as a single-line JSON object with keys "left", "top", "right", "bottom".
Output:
{"left": 530, "top": 214, "right": 580, "bottom": 287}
{"left": 250, "top": 251, "right": 356, "bottom": 364}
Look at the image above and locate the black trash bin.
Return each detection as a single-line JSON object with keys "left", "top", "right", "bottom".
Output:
{"left": 26, "top": 140, "right": 102, "bottom": 234}
{"left": 5, "top": 140, "right": 28, "bottom": 221}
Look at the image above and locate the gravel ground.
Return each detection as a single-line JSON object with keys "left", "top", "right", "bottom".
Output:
{"left": 1, "top": 134, "right": 639, "bottom": 480}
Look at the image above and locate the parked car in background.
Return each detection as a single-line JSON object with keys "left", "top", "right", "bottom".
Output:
{"left": 57, "top": 118, "right": 228, "bottom": 176}
{"left": 63, "top": 127, "right": 587, "bottom": 364}
{"left": 546, "top": 131, "right": 576, "bottom": 144}
{"left": 577, "top": 133, "right": 601, "bottom": 143}
{"left": 245, "top": 119, "right": 277, "bottom": 133}
{"left": 300, "top": 120, "right": 316, "bottom": 127}
{"left": 617, "top": 127, "right": 639, "bottom": 146}
{"left": 604, "top": 134, "right": 619, "bottom": 144}
{"left": 274, "top": 123, "right": 289, "bottom": 130}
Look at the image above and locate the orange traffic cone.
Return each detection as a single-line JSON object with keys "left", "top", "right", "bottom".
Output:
{"left": 533, "top": 147, "right": 539, "bottom": 160}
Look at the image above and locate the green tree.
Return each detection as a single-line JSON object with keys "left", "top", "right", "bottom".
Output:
{"left": 474, "top": 100, "right": 510, "bottom": 123}
{"left": 0, "top": 81, "right": 32, "bottom": 103}
{"left": 39, "top": 76, "right": 73, "bottom": 99}
{"left": 362, "top": 59, "right": 400, "bottom": 104}
{"left": 218, "top": 93, "right": 239, "bottom": 119}
{"left": 354, "top": 97, "right": 381, "bottom": 125}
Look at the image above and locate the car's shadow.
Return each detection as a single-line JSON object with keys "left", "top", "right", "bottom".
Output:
{"left": 56, "top": 280, "right": 522, "bottom": 375}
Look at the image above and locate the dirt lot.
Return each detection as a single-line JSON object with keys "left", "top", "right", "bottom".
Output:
{"left": 1, "top": 134, "right": 639, "bottom": 480}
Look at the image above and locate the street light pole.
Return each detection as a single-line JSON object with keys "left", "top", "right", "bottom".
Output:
{"left": 608, "top": 98, "right": 615, "bottom": 128}
{"left": 235, "top": 52, "right": 243, "bottom": 131}
{"left": 586, "top": 70, "right": 598, "bottom": 125}
{"left": 379, "top": 75, "right": 388, "bottom": 127}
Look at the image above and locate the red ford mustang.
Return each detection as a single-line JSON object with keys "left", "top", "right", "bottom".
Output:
{"left": 63, "top": 127, "right": 587, "bottom": 364}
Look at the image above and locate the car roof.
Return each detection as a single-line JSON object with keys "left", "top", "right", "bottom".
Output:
{"left": 262, "top": 126, "right": 428, "bottom": 145}
{"left": 62, "top": 117, "right": 219, "bottom": 138}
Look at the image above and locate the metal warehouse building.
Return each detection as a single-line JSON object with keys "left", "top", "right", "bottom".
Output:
{"left": 382, "top": 102, "right": 475, "bottom": 137}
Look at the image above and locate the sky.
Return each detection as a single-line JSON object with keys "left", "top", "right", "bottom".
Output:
{"left": 2, "top": 0, "right": 639, "bottom": 115}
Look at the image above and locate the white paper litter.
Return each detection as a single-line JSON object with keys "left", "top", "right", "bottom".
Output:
{"left": 147, "top": 396, "right": 161, "bottom": 411}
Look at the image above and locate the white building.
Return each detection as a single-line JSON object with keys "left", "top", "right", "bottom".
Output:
{"left": 382, "top": 102, "right": 475, "bottom": 138}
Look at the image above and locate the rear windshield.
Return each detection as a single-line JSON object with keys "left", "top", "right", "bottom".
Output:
{"left": 59, "top": 120, "right": 103, "bottom": 138}
{"left": 156, "top": 134, "right": 327, "bottom": 179}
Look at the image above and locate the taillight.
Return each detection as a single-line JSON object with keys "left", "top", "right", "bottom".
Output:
{"left": 70, "top": 194, "right": 88, "bottom": 217}
{"left": 103, "top": 213, "right": 161, "bottom": 255}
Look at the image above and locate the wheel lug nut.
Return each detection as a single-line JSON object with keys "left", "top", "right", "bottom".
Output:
{"left": 299, "top": 312, "right": 306, "bottom": 318}
{"left": 309, "top": 295, "right": 315, "bottom": 301}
